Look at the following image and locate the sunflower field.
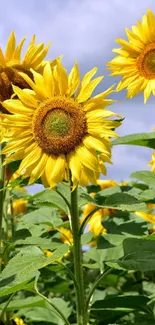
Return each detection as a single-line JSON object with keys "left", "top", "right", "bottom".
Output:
{"left": 1, "top": 8, "right": 155, "bottom": 325}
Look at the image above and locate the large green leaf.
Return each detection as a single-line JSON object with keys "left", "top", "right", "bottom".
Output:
{"left": 20, "top": 207, "right": 62, "bottom": 228}
{"left": 32, "top": 189, "right": 69, "bottom": 213}
{"left": 0, "top": 244, "right": 69, "bottom": 297}
{"left": 95, "top": 193, "right": 147, "bottom": 211}
{"left": 15, "top": 299, "right": 71, "bottom": 324}
{"left": 138, "top": 188, "right": 155, "bottom": 201}
{"left": 0, "top": 296, "right": 45, "bottom": 311}
{"left": 14, "top": 236, "right": 62, "bottom": 250}
{"left": 91, "top": 295, "right": 150, "bottom": 311}
{"left": 91, "top": 295, "right": 152, "bottom": 324}
{"left": 80, "top": 192, "right": 146, "bottom": 211}
{"left": 108, "top": 238, "right": 155, "bottom": 271}
{"left": 131, "top": 171, "right": 155, "bottom": 188}
{"left": 112, "top": 132, "right": 155, "bottom": 149}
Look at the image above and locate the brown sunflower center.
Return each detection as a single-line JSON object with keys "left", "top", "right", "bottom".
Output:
{"left": 33, "top": 97, "right": 87, "bottom": 156}
{"left": 137, "top": 43, "right": 155, "bottom": 79}
{"left": 0, "top": 66, "right": 32, "bottom": 113}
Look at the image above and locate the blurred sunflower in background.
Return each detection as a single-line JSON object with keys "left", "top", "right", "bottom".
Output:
{"left": 14, "top": 317, "right": 27, "bottom": 325}
{"left": 2, "top": 61, "right": 121, "bottom": 188}
{"left": 0, "top": 32, "right": 52, "bottom": 112}
{"left": 81, "top": 179, "right": 118, "bottom": 239}
{"left": 107, "top": 9, "right": 155, "bottom": 103}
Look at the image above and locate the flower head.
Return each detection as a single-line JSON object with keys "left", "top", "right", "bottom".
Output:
{"left": 107, "top": 9, "right": 155, "bottom": 103}
{"left": 0, "top": 32, "right": 52, "bottom": 111}
{"left": 2, "top": 61, "right": 121, "bottom": 188}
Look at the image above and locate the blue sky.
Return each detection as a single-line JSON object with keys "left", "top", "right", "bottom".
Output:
{"left": 2, "top": 0, "right": 155, "bottom": 192}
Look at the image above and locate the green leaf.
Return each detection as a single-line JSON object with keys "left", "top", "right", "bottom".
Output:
{"left": 112, "top": 132, "right": 155, "bottom": 149}
{"left": 96, "top": 186, "right": 122, "bottom": 197}
{"left": 0, "top": 296, "right": 45, "bottom": 311}
{"left": 101, "top": 234, "right": 130, "bottom": 247}
{"left": 14, "top": 236, "right": 62, "bottom": 250}
{"left": 0, "top": 271, "right": 39, "bottom": 298}
{"left": 81, "top": 232, "right": 94, "bottom": 245}
{"left": 91, "top": 295, "right": 150, "bottom": 311}
{"left": 20, "top": 207, "right": 62, "bottom": 227}
{"left": 11, "top": 188, "right": 29, "bottom": 199}
{"left": 32, "top": 189, "right": 69, "bottom": 213}
{"left": 91, "top": 295, "right": 152, "bottom": 324}
{"left": 84, "top": 245, "right": 123, "bottom": 271}
{"left": 109, "top": 238, "right": 155, "bottom": 271}
{"left": 131, "top": 171, "right": 155, "bottom": 188}
{"left": 138, "top": 189, "right": 155, "bottom": 201}
{"left": 24, "top": 307, "right": 65, "bottom": 324}
{"left": 0, "top": 244, "right": 69, "bottom": 297}
{"left": 19, "top": 299, "right": 71, "bottom": 324}
{"left": 95, "top": 193, "right": 147, "bottom": 212}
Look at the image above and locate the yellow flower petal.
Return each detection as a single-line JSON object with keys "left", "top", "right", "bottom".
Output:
{"left": 29, "top": 153, "right": 48, "bottom": 184}
{"left": 5, "top": 32, "right": 16, "bottom": 61}
{"left": 76, "top": 145, "right": 99, "bottom": 172}
{"left": 51, "top": 155, "right": 66, "bottom": 184}
{"left": 77, "top": 76, "right": 103, "bottom": 103}
{"left": 67, "top": 61, "right": 80, "bottom": 96}
{"left": 2, "top": 99, "right": 34, "bottom": 114}
{"left": 12, "top": 85, "right": 38, "bottom": 107}
{"left": 83, "top": 135, "right": 110, "bottom": 154}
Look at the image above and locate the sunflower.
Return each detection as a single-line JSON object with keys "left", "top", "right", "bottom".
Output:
{"left": 107, "top": 9, "right": 155, "bottom": 103}
{"left": 0, "top": 31, "right": 52, "bottom": 111}
{"left": 2, "top": 61, "right": 121, "bottom": 188}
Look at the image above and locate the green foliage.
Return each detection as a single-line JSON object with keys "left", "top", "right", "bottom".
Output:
{"left": 2, "top": 179, "right": 155, "bottom": 324}
{"left": 112, "top": 131, "right": 155, "bottom": 149}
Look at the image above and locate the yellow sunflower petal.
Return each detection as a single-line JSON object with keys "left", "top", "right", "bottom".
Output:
{"left": 68, "top": 151, "right": 82, "bottom": 182}
{"left": 5, "top": 32, "right": 16, "bottom": 61}
{"left": 12, "top": 85, "right": 38, "bottom": 107}
{"left": 43, "top": 63, "right": 55, "bottom": 97}
{"left": 54, "top": 61, "right": 68, "bottom": 95}
{"left": 50, "top": 155, "right": 66, "bottom": 184}
{"left": 76, "top": 145, "right": 99, "bottom": 172}
{"left": 29, "top": 153, "right": 48, "bottom": 184}
{"left": 18, "top": 146, "right": 42, "bottom": 172}
{"left": 13, "top": 37, "right": 26, "bottom": 61}
{"left": 67, "top": 61, "right": 80, "bottom": 96}
{"left": 81, "top": 67, "right": 98, "bottom": 88}
{"left": 83, "top": 135, "right": 110, "bottom": 154}
{"left": 30, "top": 43, "right": 51, "bottom": 69}
{"left": 77, "top": 76, "right": 103, "bottom": 103}
{"left": 2, "top": 99, "right": 35, "bottom": 114}
{"left": 79, "top": 167, "right": 97, "bottom": 186}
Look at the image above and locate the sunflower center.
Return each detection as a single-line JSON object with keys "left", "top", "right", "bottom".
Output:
{"left": 137, "top": 43, "right": 155, "bottom": 79}
{"left": 43, "top": 110, "right": 72, "bottom": 137}
{"left": 33, "top": 97, "right": 87, "bottom": 156}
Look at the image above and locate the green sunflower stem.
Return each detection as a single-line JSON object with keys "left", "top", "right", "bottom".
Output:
{"left": 70, "top": 182, "right": 87, "bottom": 325}
{"left": 0, "top": 146, "right": 5, "bottom": 272}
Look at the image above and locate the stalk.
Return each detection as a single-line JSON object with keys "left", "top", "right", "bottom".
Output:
{"left": 0, "top": 146, "right": 5, "bottom": 271}
{"left": 70, "top": 181, "right": 87, "bottom": 325}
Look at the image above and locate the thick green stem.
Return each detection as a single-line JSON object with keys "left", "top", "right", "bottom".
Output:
{"left": 0, "top": 148, "right": 5, "bottom": 271}
{"left": 70, "top": 184, "right": 87, "bottom": 325}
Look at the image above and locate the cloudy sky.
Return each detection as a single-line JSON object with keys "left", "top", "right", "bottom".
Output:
{"left": 2, "top": 0, "right": 155, "bottom": 191}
